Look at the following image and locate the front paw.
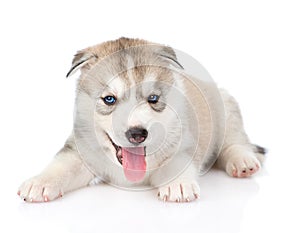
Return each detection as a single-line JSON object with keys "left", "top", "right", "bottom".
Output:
{"left": 18, "top": 175, "right": 64, "bottom": 203}
{"left": 158, "top": 180, "right": 200, "bottom": 202}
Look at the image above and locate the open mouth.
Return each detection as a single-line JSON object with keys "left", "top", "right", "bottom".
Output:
{"left": 106, "top": 133, "right": 147, "bottom": 182}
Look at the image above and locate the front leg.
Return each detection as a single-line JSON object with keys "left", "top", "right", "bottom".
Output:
{"left": 150, "top": 156, "right": 200, "bottom": 202}
{"left": 18, "top": 135, "right": 95, "bottom": 202}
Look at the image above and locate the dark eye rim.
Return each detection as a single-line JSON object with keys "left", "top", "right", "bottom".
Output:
{"left": 148, "top": 94, "right": 159, "bottom": 104}
{"left": 102, "top": 95, "right": 117, "bottom": 106}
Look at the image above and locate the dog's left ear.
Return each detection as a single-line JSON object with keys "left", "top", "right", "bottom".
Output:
{"left": 159, "top": 47, "right": 184, "bottom": 70}
{"left": 66, "top": 50, "right": 98, "bottom": 78}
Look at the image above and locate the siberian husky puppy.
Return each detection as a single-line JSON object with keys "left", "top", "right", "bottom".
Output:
{"left": 18, "top": 38, "right": 265, "bottom": 203}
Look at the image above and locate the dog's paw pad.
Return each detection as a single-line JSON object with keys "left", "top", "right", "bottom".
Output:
{"left": 226, "top": 154, "right": 261, "bottom": 178}
{"left": 158, "top": 180, "right": 200, "bottom": 202}
{"left": 18, "top": 176, "right": 63, "bottom": 203}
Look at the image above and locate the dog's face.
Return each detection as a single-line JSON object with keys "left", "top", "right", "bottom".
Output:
{"left": 69, "top": 38, "right": 187, "bottom": 182}
{"left": 95, "top": 67, "right": 183, "bottom": 181}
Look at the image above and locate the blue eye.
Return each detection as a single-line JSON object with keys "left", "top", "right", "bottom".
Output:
{"left": 148, "top": 94, "right": 159, "bottom": 104}
{"left": 103, "top": 96, "right": 116, "bottom": 105}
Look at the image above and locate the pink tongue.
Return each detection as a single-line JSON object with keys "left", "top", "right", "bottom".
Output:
{"left": 122, "top": 147, "right": 146, "bottom": 182}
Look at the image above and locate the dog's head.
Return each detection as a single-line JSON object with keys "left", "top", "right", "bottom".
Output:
{"left": 68, "top": 38, "right": 187, "bottom": 183}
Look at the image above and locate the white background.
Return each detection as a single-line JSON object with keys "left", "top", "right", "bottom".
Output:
{"left": 0, "top": 0, "right": 300, "bottom": 233}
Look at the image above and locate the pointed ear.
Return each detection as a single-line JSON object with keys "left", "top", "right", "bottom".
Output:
{"left": 66, "top": 50, "right": 98, "bottom": 78}
{"left": 159, "top": 47, "right": 184, "bottom": 69}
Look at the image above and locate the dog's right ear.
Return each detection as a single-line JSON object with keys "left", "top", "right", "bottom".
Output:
{"left": 66, "top": 50, "right": 98, "bottom": 78}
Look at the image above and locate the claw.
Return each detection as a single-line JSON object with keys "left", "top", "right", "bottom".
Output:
{"left": 44, "top": 196, "right": 49, "bottom": 202}
{"left": 194, "top": 193, "right": 200, "bottom": 199}
{"left": 157, "top": 192, "right": 160, "bottom": 198}
{"left": 176, "top": 197, "right": 180, "bottom": 202}
{"left": 163, "top": 195, "right": 168, "bottom": 202}
{"left": 186, "top": 197, "right": 190, "bottom": 202}
{"left": 232, "top": 170, "right": 238, "bottom": 177}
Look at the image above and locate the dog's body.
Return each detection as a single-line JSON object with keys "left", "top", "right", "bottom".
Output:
{"left": 18, "top": 38, "right": 265, "bottom": 202}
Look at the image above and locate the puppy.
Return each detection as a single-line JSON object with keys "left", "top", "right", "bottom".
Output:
{"left": 18, "top": 38, "right": 265, "bottom": 203}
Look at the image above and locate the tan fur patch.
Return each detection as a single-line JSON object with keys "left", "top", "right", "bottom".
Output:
{"left": 71, "top": 37, "right": 179, "bottom": 99}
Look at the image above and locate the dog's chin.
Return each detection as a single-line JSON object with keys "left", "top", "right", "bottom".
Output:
{"left": 105, "top": 133, "right": 147, "bottom": 183}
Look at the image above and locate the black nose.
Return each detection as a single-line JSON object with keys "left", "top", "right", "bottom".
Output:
{"left": 125, "top": 127, "right": 148, "bottom": 144}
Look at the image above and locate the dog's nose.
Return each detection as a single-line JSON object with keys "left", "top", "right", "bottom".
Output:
{"left": 125, "top": 127, "right": 148, "bottom": 144}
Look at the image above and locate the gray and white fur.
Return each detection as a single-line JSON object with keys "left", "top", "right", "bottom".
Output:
{"left": 18, "top": 38, "right": 265, "bottom": 203}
